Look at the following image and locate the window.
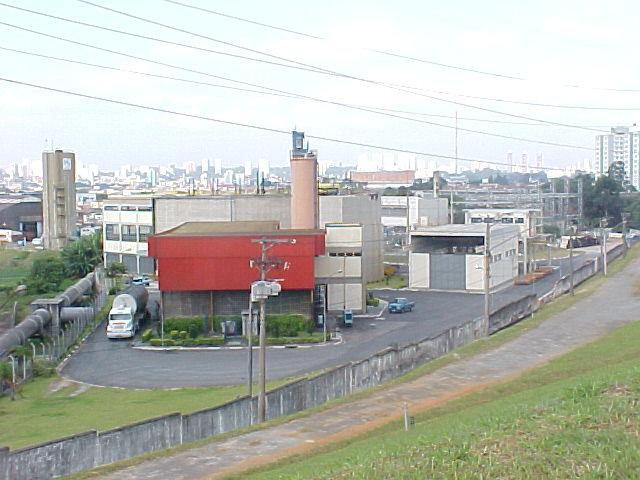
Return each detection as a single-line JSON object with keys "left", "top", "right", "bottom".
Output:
{"left": 137, "top": 206, "right": 152, "bottom": 212}
{"left": 515, "top": 218, "right": 525, "bottom": 224}
{"left": 470, "top": 217, "right": 483, "bottom": 223}
{"left": 120, "top": 206, "right": 137, "bottom": 211}
{"left": 121, "top": 224, "right": 137, "bottom": 242}
{"left": 104, "top": 205, "right": 119, "bottom": 211}
{"left": 138, "top": 225, "right": 153, "bottom": 242}
{"left": 501, "top": 217, "right": 514, "bottom": 224}
{"left": 105, "top": 224, "right": 120, "bottom": 241}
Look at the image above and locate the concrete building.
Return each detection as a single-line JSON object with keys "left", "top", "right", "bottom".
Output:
{"left": 381, "top": 196, "right": 449, "bottom": 231}
{"left": 350, "top": 170, "right": 415, "bottom": 186}
{"left": 42, "top": 150, "right": 76, "bottom": 250}
{"left": 102, "top": 197, "right": 154, "bottom": 273}
{"left": 464, "top": 209, "right": 541, "bottom": 237}
{"left": 595, "top": 126, "right": 640, "bottom": 190}
{"left": 315, "top": 223, "right": 366, "bottom": 313}
{"left": 409, "top": 224, "right": 519, "bottom": 292}
{"left": 0, "top": 195, "right": 42, "bottom": 241}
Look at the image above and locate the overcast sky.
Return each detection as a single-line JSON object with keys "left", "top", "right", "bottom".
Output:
{"left": 1, "top": 0, "right": 639, "bottom": 172}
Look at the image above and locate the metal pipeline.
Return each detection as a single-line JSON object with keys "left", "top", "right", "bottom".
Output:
{"left": 56, "top": 272, "right": 95, "bottom": 307}
{"left": 0, "top": 309, "right": 50, "bottom": 358}
{"left": 60, "top": 307, "right": 94, "bottom": 323}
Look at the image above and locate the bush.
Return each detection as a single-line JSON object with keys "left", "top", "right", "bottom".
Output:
{"left": 141, "top": 329, "right": 153, "bottom": 343}
{"left": 108, "top": 287, "right": 118, "bottom": 295}
{"left": 179, "top": 330, "right": 188, "bottom": 340}
{"left": 170, "top": 330, "right": 180, "bottom": 340}
{"left": 266, "top": 334, "right": 324, "bottom": 345}
{"left": 149, "top": 338, "right": 175, "bottom": 347}
{"left": 266, "top": 314, "right": 313, "bottom": 338}
{"left": 191, "top": 337, "right": 225, "bottom": 346}
{"left": 366, "top": 296, "right": 380, "bottom": 307}
{"left": 106, "top": 262, "right": 126, "bottom": 277}
{"left": 163, "top": 317, "right": 204, "bottom": 338}
{"left": 32, "top": 359, "right": 55, "bottom": 377}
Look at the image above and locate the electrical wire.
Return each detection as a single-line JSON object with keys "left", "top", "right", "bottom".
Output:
{"left": 0, "top": 75, "right": 569, "bottom": 171}
{"left": 162, "top": 0, "right": 640, "bottom": 93}
{"left": 0, "top": 0, "right": 602, "bottom": 133}
{"left": 0, "top": 31, "right": 594, "bottom": 150}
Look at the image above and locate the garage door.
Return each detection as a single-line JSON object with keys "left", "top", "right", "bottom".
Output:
{"left": 429, "top": 254, "right": 465, "bottom": 290}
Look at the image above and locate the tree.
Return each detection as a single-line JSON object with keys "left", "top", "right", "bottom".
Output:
{"left": 582, "top": 174, "right": 623, "bottom": 227}
{"left": 26, "top": 253, "right": 67, "bottom": 293}
{"left": 61, "top": 233, "right": 103, "bottom": 278}
{"left": 0, "top": 362, "right": 16, "bottom": 401}
{"left": 106, "top": 261, "right": 126, "bottom": 277}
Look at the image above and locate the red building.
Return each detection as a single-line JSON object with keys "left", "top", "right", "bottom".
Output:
{"left": 148, "top": 221, "right": 325, "bottom": 319}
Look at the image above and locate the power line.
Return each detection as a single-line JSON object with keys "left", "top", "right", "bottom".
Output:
{"left": 0, "top": 1, "right": 610, "bottom": 131}
{"left": 0, "top": 76, "right": 568, "bottom": 171}
{"left": 162, "top": 0, "right": 640, "bottom": 93}
{"left": 0, "top": 29, "right": 593, "bottom": 150}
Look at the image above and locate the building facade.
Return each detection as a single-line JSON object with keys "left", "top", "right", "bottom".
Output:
{"left": 595, "top": 126, "right": 640, "bottom": 190}
{"left": 102, "top": 197, "right": 154, "bottom": 273}
{"left": 464, "top": 209, "right": 541, "bottom": 238}
{"left": 409, "top": 224, "right": 519, "bottom": 292}
{"left": 0, "top": 195, "right": 42, "bottom": 241}
{"left": 42, "top": 150, "right": 76, "bottom": 250}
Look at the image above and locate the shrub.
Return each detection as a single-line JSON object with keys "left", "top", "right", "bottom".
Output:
{"left": 170, "top": 330, "right": 179, "bottom": 340}
{"left": 266, "top": 314, "right": 313, "bottom": 338}
{"left": 106, "top": 262, "right": 126, "bottom": 277}
{"left": 108, "top": 287, "right": 118, "bottom": 295}
{"left": 149, "top": 338, "right": 175, "bottom": 347}
{"left": 366, "top": 296, "right": 380, "bottom": 307}
{"left": 32, "top": 359, "right": 55, "bottom": 377}
{"left": 266, "top": 334, "right": 324, "bottom": 345}
{"left": 163, "top": 317, "right": 204, "bottom": 338}
{"left": 141, "top": 329, "right": 153, "bottom": 343}
{"left": 179, "top": 330, "right": 188, "bottom": 340}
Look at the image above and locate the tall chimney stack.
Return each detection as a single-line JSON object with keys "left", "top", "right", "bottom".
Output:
{"left": 290, "top": 131, "right": 318, "bottom": 230}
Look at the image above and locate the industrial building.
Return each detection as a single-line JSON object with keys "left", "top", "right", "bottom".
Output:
{"left": 148, "top": 221, "right": 325, "bottom": 319}
{"left": 42, "top": 150, "right": 76, "bottom": 250}
{"left": 595, "top": 126, "right": 640, "bottom": 190}
{"left": 464, "top": 209, "right": 541, "bottom": 237}
{"left": 409, "top": 224, "right": 519, "bottom": 292}
{"left": 0, "top": 195, "right": 42, "bottom": 241}
{"left": 102, "top": 197, "right": 154, "bottom": 274}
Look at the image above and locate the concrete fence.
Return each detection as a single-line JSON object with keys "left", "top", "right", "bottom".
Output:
{"left": 1, "top": 244, "right": 631, "bottom": 479}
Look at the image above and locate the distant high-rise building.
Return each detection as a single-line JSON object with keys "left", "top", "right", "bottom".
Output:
{"left": 42, "top": 150, "right": 76, "bottom": 250}
{"left": 201, "top": 158, "right": 210, "bottom": 175}
{"left": 244, "top": 160, "right": 252, "bottom": 177}
{"left": 214, "top": 158, "right": 222, "bottom": 176}
{"left": 536, "top": 152, "right": 543, "bottom": 171}
{"left": 595, "top": 126, "right": 640, "bottom": 189}
{"left": 507, "top": 151, "right": 513, "bottom": 172}
{"left": 258, "top": 158, "right": 270, "bottom": 178}
{"left": 184, "top": 161, "right": 196, "bottom": 175}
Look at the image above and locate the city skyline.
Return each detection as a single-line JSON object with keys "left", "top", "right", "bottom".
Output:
{"left": 1, "top": 0, "right": 639, "bottom": 171}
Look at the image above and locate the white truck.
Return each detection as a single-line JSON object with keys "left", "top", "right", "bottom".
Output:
{"left": 106, "top": 285, "right": 149, "bottom": 339}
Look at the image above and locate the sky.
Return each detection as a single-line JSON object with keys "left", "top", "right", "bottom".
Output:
{"left": 1, "top": 0, "right": 639, "bottom": 172}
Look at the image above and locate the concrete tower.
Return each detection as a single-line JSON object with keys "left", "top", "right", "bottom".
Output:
{"left": 42, "top": 150, "right": 76, "bottom": 250}
{"left": 290, "top": 131, "right": 318, "bottom": 230}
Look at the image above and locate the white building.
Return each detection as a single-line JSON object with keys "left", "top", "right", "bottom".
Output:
{"left": 595, "top": 126, "right": 640, "bottom": 189}
{"left": 381, "top": 196, "right": 449, "bottom": 231}
{"left": 464, "top": 209, "right": 541, "bottom": 238}
{"left": 315, "top": 223, "right": 365, "bottom": 313}
{"left": 409, "top": 224, "right": 519, "bottom": 292}
{"left": 103, "top": 197, "right": 154, "bottom": 273}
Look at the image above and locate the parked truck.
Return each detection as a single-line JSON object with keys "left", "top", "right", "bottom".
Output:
{"left": 106, "top": 285, "right": 149, "bottom": 339}
{"left": 388, "top": 297, "right": 415, "bottom": 313}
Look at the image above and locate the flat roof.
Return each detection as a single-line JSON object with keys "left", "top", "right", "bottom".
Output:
{"left": 464, "top": 208, "right": 541, "bottom": 213}
{"left": 411, "top": 223, "right": 517, "bottom": 237}
{"left": 154, "top": 221, "right": 323, "bottom": 237}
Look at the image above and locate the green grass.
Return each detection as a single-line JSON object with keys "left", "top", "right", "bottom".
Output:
{"left": 239, "top": 319, "right": 640, "bottom": 480}
{"left": 0, "top": 375, "right": 297, "bottom": 450}
{"left": 367, "top": 274, "right": 407, "bottom": 289}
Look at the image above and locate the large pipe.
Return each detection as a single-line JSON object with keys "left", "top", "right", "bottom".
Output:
{"left": 60, "top": 307, "right": 94, "bottom": 323}
{"left": 56, "top": 272, "right": 95, "bottom": 307}
{"left": 0, "top": 309, "right": 51, "bottom": 358}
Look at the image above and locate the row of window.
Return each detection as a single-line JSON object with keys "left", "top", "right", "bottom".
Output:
{"left": 470, "top": 217, "right": 525, "bottom": 224}
{"left": 105, "top": 224, "right": 153, "bottom": 242}
{"left": 104, "top": 205, "right": 152, "bottom": 212}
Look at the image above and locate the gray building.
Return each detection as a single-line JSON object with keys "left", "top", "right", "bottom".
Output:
{"left": 42, "top": 150, "right": 76, "bottom": 250}
{"left": 0, "top": 195, "right": 42, "bottom": 241}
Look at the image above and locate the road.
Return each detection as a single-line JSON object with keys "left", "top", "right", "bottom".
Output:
{"left": 61, "top": 250, "right": 597, "bottom": 389}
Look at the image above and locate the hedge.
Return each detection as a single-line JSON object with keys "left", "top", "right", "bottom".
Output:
{"left": 163, "top": 317, "right": 205, "bottom": 338}
{"left": 266, "top": 333, "right": 326, "bottom": 345}
{"left": 148, "top": 336, "right": 225, "bottom": 347}
{"left": 266, "top": 314, "right": 313, "bottom": 337}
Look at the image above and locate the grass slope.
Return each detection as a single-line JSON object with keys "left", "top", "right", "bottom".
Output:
{"left": 241, "top": 319, "right": 640, "bottom": 479}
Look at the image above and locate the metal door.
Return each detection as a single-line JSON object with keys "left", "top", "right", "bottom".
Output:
{"left": 429, "top": 254, "right": 466, "bottom": 290}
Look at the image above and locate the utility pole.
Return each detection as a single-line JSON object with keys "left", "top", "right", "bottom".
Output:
{"left": 405, "top": 188, "right": 411, "bottom": 248}
{"left": 622, "top": 214, "right": 629, "bottom": 256}
{"left": 449, "top": 191, "right": 454, "bottom": 224}
{"left": 251, "top": 237, "right": 295, "bottom": 423}
{"left": 483, "top": 221, "right": 491, "bottom": 336}
{"left": 454, "top": 111, "right": 458, "bottom": 175}
{"left": 600, "top": 218, "right": 607, "bottom": 276}
{"left": 246, "top": 295, "right": 253, "bottom": 399}
{"left": 569, "top": 227, "right": 575, "bottom": 296}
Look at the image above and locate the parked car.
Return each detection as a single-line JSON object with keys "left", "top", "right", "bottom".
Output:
{"left": 131, "top": 275, "right": 150, "bottom": 286}
{"left": 388, "top": 298, "right": 415, "bottom": 313}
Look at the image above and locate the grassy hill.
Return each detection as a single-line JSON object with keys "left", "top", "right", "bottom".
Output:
{"left": 241, "top": 318, "right": 640, "bottom": 479}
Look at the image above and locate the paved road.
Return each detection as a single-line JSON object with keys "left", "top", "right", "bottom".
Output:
{"left": 98, "top": 245, "right": 640, "bottom": 480}
{"left": 61, "top": 251, "right": 597, "bottom": 388}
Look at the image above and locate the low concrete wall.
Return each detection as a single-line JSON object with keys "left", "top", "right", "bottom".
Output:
{"left": 5, "top": 246, "right": 625, "bottom": 479}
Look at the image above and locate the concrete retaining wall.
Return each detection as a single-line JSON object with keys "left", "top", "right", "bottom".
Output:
{"left": 4, "top": 246, "right": 625, "bottom": 479}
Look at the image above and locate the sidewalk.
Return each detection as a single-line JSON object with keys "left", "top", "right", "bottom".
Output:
{"left": 99, "top": 255, "right": 640, "bottom": 480}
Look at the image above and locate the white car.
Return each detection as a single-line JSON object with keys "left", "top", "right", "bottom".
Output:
{"left": 31, "top": 237, "right": 43, "bottom": 246}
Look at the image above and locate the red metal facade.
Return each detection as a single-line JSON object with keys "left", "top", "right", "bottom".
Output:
{"left": 148, "top": 233, "right": 325, "bottom": 292}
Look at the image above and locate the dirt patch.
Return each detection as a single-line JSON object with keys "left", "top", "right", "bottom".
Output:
{"left": 47, "top": 378, "right": 91, "bottom": 397}
{"left": 602, "top": 384, "right": 632, "bottom": 397}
